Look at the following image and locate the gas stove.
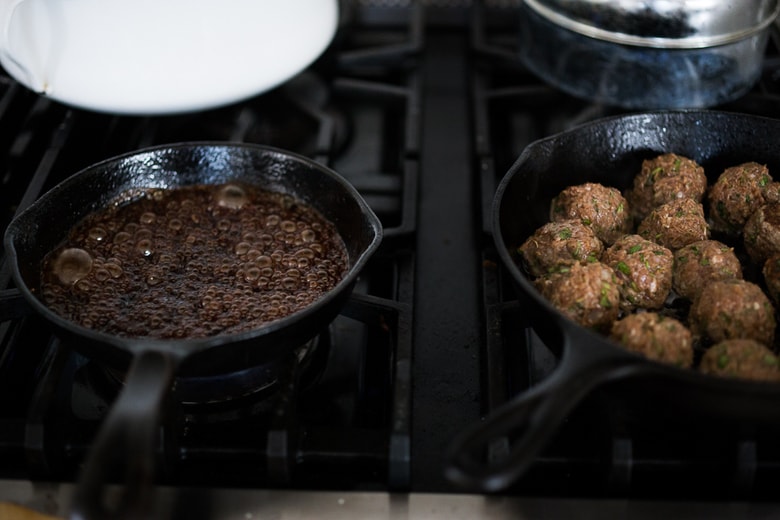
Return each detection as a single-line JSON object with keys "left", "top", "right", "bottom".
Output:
{"left": 2, "top": 2, "right": 780, "bottom": 518}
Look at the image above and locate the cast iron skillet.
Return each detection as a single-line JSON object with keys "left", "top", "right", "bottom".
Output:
{"left": 445, "top": 110, "right": 780, "bottom": 493}
{"left": 3, "top": 142, "right": 382, "bottom": 519}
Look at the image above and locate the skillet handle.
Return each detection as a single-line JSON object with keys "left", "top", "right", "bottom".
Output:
{"left": 444, "top": 338, "right": 648, "bottom": 492}
{"left": 69, "top": 349, "right": 179, "bottom": 520}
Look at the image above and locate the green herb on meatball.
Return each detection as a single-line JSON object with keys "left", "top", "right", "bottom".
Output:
{"left": 602, "top": 234, "right": 673, "bottom": 311}
{"left": 638, "top": 198, "right": 709, "bottom": 250}
{"left": 610, "top": 312, "right": 693, "bottom": 368}
{"left": 627, "top": 153, "right": 707, "bottom": 221}
{"left": 699, "top": 339, "right": 780, "bottom": 382}
{"left": 518, "top": 219, "right": 603, "bottom": 277}
{"left": 707, "top": 162, "right": 773, "bottom": 234}
{"left": 550, "top": 182, "right": 632, "bottom": 245}
{"left": 534, "top": 261, "right": 622, "bottom": 332}
{"left": 689, "top": 279, "right": 776, "bottom": 347}
{"left": 672, "top": 240, "right": 743, "bottom": 301}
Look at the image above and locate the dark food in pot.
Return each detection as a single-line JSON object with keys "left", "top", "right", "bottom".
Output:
{"left": 672, "top": 240, "right": 743, "bottom": 301}
{"left": 550, "top": 182, "right": 632, "bottom": 244}
{"left": 637, "top": 197, "right": 709, "bottom": 250}
{"left": 609, "top": 312, "right": 693, "bottom": 369}
{"left": 699, "top": 339, "right": 780, "bottom": 383}
{"left": 707, "top": 162, "right": 773, "bottom": 234}
{"left": 627, "top": 153, "right": 707, "bottom": 221}
{"left": 534, "top": 261, "right": 621, "bottom": 332}
{"left": 517, "top": 219, "right": 603, "bottom": 277}
{"left": 601, "top": 234, "right": 673, "bottom": 312}
{"left": 744, "top": 202, "right": 780, "bottom": 264}
{"left": 40, "top": 183, "right": 349, "bottom": 339}
{"left": 689, "top": 279, "right": 776, "bottom": 347}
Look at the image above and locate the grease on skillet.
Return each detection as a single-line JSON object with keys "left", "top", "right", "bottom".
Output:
{"left": 517, "top": 154, "right": 780, "bottom": 382}
{"left": 40, "top": 183, "right": 349, "bottom": 339}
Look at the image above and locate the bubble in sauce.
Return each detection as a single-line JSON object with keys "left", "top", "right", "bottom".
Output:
{"left": 215, "top": 184, "right": 249, "bottom": 210}
{"left": 52, "top": 248, "right": 93, "bottom": 285}
{"left": 40, "top": 182, "right": 349, "bottom": 339}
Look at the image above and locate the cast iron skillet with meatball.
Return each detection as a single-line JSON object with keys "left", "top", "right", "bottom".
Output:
{"left": 444, "top": 112, "right": 780, "bottom": 495}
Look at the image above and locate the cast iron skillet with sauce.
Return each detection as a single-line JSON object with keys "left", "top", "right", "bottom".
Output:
{"left": 3, "top": 142, "right": 382, "bottom": 519}
{"left": 445, "top": 110, "right": 780, "bottom": 493}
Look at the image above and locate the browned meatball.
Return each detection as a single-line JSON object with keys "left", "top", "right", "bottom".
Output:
{"left": 550, "top": 183, "right": 632, "bottom": 245}
{"left": 601, "top": 234, "right": 673, "bottom": 311}
{"left": 637, "top": 198, "right": 709, "bottom": 250}
{"left": 763, "top": 254, "right": 780, "bottom": 306}
{"left": 627, "top": 153, "right": 707, "bottom": 221}
{"left": 610, "top": 312, "right": 694, "bottom": 368}
{"left": 518, "top": 219, "right": 603, "bottom": 277}
{"left": 763, "top": 181, "right": 780, "bottom": 205}
{"left": 699, "top": 339, "right": 780, "bottom": 382}
{"left": 672, "top": 240, "right": 743, "bottom": 301}
{"left": 743, "top": 202, "right": 780, "bottom": 264}
{"left": 535, "top": 261, "right": 621, "bottom": 332}
{"left": 689, "top": 279, "right": 776, "bottom": 347}
{"left": 707, "top": 162, "right": 773, "bottom": 234}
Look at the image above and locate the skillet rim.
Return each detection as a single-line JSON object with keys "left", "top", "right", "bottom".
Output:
{"left": 491, "top": 109, "right": 780, "bottom": 395}
{"left": 3, "top": 140, "right": 383, "bottom": 359}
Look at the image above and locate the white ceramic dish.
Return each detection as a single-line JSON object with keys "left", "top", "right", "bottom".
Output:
{"left": 0, "top": 0, "right": 339, "bottom": 114}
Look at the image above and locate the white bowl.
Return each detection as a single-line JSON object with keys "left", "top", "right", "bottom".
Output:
{"left": 0, "top": 0, "right": 339, "bottom": 114}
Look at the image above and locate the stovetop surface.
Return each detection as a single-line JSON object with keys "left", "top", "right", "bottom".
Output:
{"left": 3, "top": 2, "right": 780, "bottom": 517}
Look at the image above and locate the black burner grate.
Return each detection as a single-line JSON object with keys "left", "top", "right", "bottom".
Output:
{"left": 473, "top": 1, "right": 780, "bottom": 500}
{"left": 0, "top": 2, "right": 420, "bottom": 494}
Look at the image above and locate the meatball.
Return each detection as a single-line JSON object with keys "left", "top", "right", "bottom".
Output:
{"left": 627, "top": 153, "right": 707, "bottom": 221}
{"left": 672, "top": 240, "right": 743, "bottom": 301}
{"left": 535, "top": 261, "right": 621, "bottom": 332}
{"left": 550, "top": 182, "right": 632, "bottom": 245}
{"left": 763, "top": 254, "right": 780, "bottom": 306}
{"left": 637, "top": 198, "right": 709, "bottom": 250}
{"left": 707, "top": 162, "right": 773, "bottom": 234}
{"left": 763, "top": 181, "right": 780, "bottom": 205}
{"left": 699, "top": 339, "right": 780, "bottom": 382}
{"left": 743, "top": 202, "right": 780, "bottom": 264}
{"left": 610, "top": 312, "right": 694, "bottom": 368}
{"left": 689, "top": 279, "right": 776, "bottom": 347}
{"left": 601, "top": 234, "right": 673, "bottom": 311}
{"left": 518, "top": 219, "right": 603, "bottom": 277}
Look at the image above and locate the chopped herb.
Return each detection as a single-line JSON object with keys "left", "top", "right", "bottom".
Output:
{"left": 616, "top": 203, "right": 624, "bottom": 213}
{"left": 616, "top": 261, "right": 631, "bottom": 275}
{"left": 716, "top": 200, "right": 727, "bottom": 219}
{"left": 599, "top": 284, "right": 612, "bottom": 308}
{"left": 700, "top": 257, "right": 710, "bottom": 266}
{"left": 586, "top": 253, "right": 599, "bottom": 263}
{"left": 558, "top": 228, "right": 572, "bottom": 240}
{"left": 646, "top": 167, "right": 663, "bottom": 186}
{"left": 581, "top": 217, "right": 592, "bottom": 225}
{"left": 763, "top": 355, "right": 778, "bottom": 367}
{"left": 677, "top": 255, "right": 688, "bottom": 264}
{"left": 717, "top": 354, "right": 729, "bottom": 369}
{"left": 628, "top": 244, "right": 642, "bottom": 254}
{"left": 760, "top": 175, "right": 771, "bottom": 187}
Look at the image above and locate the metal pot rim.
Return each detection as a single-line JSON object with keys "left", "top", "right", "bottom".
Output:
{"left": 524, "top": 0, "right": 780, "bottom": 49}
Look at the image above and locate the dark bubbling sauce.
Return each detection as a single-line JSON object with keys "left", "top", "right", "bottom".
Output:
{"left": 40, "top": 183, "right": 349, "bottom": 339}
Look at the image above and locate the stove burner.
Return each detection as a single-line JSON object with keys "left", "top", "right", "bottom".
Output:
{"left": 71, "top": 331, "right": 330, "bottom": 424}
{"left": 145, "top": 72, "right": 352, "bottom": 159}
